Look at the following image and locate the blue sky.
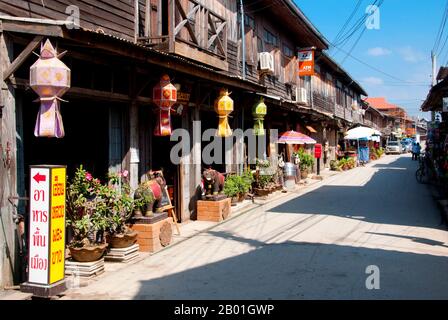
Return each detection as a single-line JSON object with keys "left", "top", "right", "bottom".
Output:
{"left": 295, "top": 0, "right": 446, "bottom": 119}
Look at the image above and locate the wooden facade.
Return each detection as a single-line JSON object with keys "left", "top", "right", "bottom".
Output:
{"left": 0, "top": 0, "right": 385, "bottom": 286}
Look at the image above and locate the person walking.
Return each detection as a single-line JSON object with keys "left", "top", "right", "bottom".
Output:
{"left": 412, "top": 142, "right": 417, "bottom": 160}
{"left": 415, "top": 142, "right": 421, "bottom": 161}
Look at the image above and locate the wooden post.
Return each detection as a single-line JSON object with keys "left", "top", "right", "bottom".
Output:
{"left": 0, "top": 31, "right": 18, "bottom": 287}
{"left": 129, "top": 67, "right": 139, "bottom": 191}
{"left": 144, "top": 0, "right": 151, "bottom": 37}
{"left": 168, "top": 0, "right": 175, "bottom": 52}
{"left": 134, "top": 0, "right": 140, "bottom": 43}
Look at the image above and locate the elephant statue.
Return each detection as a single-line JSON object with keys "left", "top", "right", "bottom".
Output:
{"left": 133, "top": 170, "right": 167, "bottom": 217}
{"left": 202, "top": 168, "right": 225, "bottom": 196}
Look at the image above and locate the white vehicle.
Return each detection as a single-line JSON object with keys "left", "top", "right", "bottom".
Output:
{"left": 385, "top": 140, "right": 402, "bottom": 154}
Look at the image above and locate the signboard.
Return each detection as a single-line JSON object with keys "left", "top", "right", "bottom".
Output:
{"left": 314, "top": 143, "right": 322, "bottom": 159}
{"left": 29, "top": 165, "right": 66, "bottom": 285}
{"left": 443, "top": 97, "right": 448, "bottom": 112}
{"left": 172, "top": 92, "right": 191, "bottom": 116}
{"left": 298, "top": 49, "right": 315, "bottom": 76}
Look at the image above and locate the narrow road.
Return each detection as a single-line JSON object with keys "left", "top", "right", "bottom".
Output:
{"left": 64, "top": 154, "right": 448, "bottom": 299}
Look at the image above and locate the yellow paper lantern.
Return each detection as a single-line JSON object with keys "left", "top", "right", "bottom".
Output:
{"left": 252, "top": 98, "right": 267, "bottom": 136}
{"left": 214, "top": 88, "right": 234, "bottom": 137}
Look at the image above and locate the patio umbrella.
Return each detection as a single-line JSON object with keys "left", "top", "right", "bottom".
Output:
{"left": 277, "top": 130, "right": 317, "bottom": 144}
{"left": 344, "top": 126, "right": 380, "bottom": 140}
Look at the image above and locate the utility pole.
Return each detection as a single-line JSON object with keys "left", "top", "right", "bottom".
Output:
{"left": 431, "top": 51, "right": 437, "bottom": 122}
{"left": 240, "top": 0, "right": 246, "bottom": 80}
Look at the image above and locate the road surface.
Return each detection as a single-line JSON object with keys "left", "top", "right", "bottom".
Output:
{"left": 64, "top": 154, "right": 448, "bottom": 299}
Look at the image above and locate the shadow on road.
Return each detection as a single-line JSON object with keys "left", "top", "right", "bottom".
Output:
{"left": 134, "top": 232, "right": 448, "bottom": 299}
{"left": 131, "top": 156, "right": 448, "bottom": 299}
{"left": 269, "top": 156, "right": 444, "bottom": 229}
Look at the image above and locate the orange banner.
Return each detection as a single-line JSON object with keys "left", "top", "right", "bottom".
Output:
{"left": 298, "top": 50, "right": 315, "bottom": 76}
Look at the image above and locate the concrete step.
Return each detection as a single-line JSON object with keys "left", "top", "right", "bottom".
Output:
{"left": 0, "top": 290, "right": 33, "bottom": 300}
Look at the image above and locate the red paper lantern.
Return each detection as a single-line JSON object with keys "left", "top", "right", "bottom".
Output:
{"left": 153, "top": 74, "right": 177, "bottom": 136}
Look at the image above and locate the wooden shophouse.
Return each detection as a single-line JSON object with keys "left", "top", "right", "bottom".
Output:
{"left": 0, "top": 0, "right": 369, "bottom": 286}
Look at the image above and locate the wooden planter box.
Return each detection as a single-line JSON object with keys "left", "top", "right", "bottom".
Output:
{"left": 129, "top": 217, "right": 173, "bottom": 253}
{"left": 197, "top": 198, "right": 231, "bottom": 222}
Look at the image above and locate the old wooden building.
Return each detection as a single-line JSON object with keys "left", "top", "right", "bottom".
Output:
{"left": 0, "top": 0, "right": 373, "bottom": 286}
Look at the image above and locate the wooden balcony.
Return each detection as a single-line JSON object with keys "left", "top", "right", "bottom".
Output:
{"left": 138, "top": 0, "right": 229, "bottom": 71}
{"left": 312, "top": 91, "right": 335, "bottom": 115}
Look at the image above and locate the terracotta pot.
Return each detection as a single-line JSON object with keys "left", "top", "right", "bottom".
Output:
{"left": 108, "top": 230, "right": 138, "bottom": 249}
{"left": 254, "top": 188, "right": 270, "bottom": 196}
{"left": 300, "top": 169, "right": 309, "bottom": 179}
{"left": 69, "top": 243, "right": 108, "bottom": 262}
{"left": 237, "top": 193, "right": 246, "bottom": 202}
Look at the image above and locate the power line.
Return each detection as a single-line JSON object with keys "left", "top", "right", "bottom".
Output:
{"left": 332, "top": 0, "right": 364, "bottom": 45}
{"left": 332, "top": 0, "right": 384, "bottom": 62}
{"left": 333, "top": 0, "right": 382, "bottom": 48}
{"left": 341, "top": 25, "right": 368, "bottom": 65}
{"left": 330, "top": 42, "right": 428, "bottom": 84}
{"left": 433, "top": 0, "right": 448, "bottom": 53}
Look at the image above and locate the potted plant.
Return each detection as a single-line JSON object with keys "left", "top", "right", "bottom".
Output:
{"left": 239, "top": 170, "right": 254, "bottom": 201}
{"left": 104, "top": 170, "right": 138, "bottom": 249}
{"left": 66, "top": 166, "right": 109, "bottom": 262}
{"left": 224, "top": 175, "right": 240, "bottom": 205}
{"left": 253, "top": 174, "right": 274, "bottom": 196}
{"left": 330, "top": 159, "right": 339, "bottom": 171}
{"left": 296, "top": 149, "right": 314, "bottom": 179}
{"left": 133, "top": 182, "right": 155, "bottom": 217}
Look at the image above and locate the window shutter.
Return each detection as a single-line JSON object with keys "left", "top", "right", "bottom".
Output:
{"left": 245, "top": 28, "right": 255, "bottom": 65}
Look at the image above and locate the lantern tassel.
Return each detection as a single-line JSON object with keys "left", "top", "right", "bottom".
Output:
{"left": 154, "top": 106, "right": 172, "bottom": 136}
{"left": 34, "top": 98, "right": 65, "bottom": 138}
{"left": 253, "top": 116, "right": 265, "bottom": 136}
{"left": 218, "top": 115, "right": 232, "bottom": 137}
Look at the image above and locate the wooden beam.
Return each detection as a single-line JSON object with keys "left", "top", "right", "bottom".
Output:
{"left": 144, "top": 0, "right": 151, "bottom": 37}
{"left": 59, "top": 28, "right": 264, "bottom": 92}
{"left": 134, "top": 0, "right": 139, "bottom": 43}
{"left": 0, "top": 20, "right": 64, "bottom": 37}
{"left": 173, "top": 1, "right": 199, "bottom": 44}
{"left": 9, "top": 77, "right": 152, "bottom": 104}
{"left": 3, "top": 35, "right": 43, "bottom": 81}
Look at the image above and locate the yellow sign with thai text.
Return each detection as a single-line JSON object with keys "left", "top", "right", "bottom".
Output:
{"left": 49, "top": 167, "right": 66, "bottom": 284}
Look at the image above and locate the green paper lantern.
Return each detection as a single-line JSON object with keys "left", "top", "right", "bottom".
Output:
{"left": 252, "top": 98, "right": 267, "bottom": 136}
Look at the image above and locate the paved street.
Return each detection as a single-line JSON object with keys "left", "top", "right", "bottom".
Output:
{"left": 64, "top": 154, "right": 448, "bottom": 299}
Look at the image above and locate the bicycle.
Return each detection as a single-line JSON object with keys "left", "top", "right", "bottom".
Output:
{"left": 416, "top": 154, "right": 431, "bottom": 184}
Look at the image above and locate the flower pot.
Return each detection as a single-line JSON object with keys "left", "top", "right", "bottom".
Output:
{"left": 231, "top": 197, "right": 238, "bottom": 206}
{"left": 108, "top": 230, "right": 138, "bottom": 249}
{"left": 254, "top": 188, "right": 270, "bottom": 196}
{"left": 133, "top": 208, "right": 143, "bottom": 218}
{"left": 69, "top": 243, "right": 108, "bottom": 262}
{"left": 237, "top": 193, "right": 246, "bottom": 202}
{"left": 300, "top": 169, "right": 309, "bottom": 179}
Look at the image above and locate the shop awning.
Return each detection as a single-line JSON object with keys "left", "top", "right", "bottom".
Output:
{"left": 306, "top": 125, "right": 317, "bottom": 133}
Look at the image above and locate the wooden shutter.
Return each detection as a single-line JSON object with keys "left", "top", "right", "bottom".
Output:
{"left": 245, "top": 28, "right": 255, "bottom": 65}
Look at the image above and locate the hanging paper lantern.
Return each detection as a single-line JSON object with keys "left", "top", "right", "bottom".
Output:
{"left": 214, "top": 88, "right": 234, "bottom": 137}
{"left": 252, "top": 97, "right": 267, "bottom": 136}
{"left": 30, "top": 39, "right": 70, "bottom": 138}
{"left": 153, "top": 74, "right": 177, "bottom": 136}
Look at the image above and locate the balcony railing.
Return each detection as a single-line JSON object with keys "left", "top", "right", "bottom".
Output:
{"left": 138, "top": 0, "right": 228, "bottom": 70}
{"left": 312, "top": 91, "right": 335, "bottom": 115}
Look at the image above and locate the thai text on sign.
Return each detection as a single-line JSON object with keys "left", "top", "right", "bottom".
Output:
{"left": 29, "top": 166, "right": 66, "bottom": 285}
